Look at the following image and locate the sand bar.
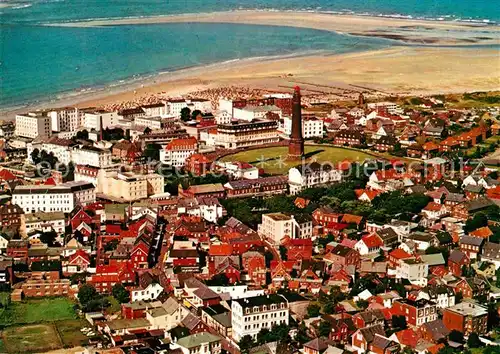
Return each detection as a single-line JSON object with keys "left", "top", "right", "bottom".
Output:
{"left": 49, "top": 10, "right": 500, "bottom": 46}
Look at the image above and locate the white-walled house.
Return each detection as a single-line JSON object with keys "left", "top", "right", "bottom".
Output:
{"left": 131, "top": 283, "right": 164, "bottom": 302}
{"left": 288, "top": 162, "right": 342, "bottom": 195}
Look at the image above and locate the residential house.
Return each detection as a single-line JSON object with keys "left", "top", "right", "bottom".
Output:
{"left": 454, "top": 277, "right": 489, "bottom": 299}
{"left": 442, "top": 301, "right": 488, "bottom": 335}
{"left": 448, "top": 250, "right": 469, "bottom": 277}
{"left": 419, "top": 319, "right": 450, "bottom": 344}
{"left": 351, "top": 325, "right": 385, "bottom": 353}
{"left": 459, "top": 235, "right": 484, "bottom": 260}
{"left": 355, "top": 234, "right": 383, "bottom": 255}
{"left": 391, "top": 299, "right": 438, "bottom": 327}
{"left": 173, "top": 332, "right": 222, "bottom": 354}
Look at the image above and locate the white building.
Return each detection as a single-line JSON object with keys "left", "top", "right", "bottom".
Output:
{"left": 166, "top": 98, "right": 212, "bottom": 118}
{"left": 279, "top": 116, "right": 324, "bottom": 139}
{"left": 83, "top": 110, "right": 119, "bottom": 131}
{"left": 160, "top": 137, "right": 198, "bottom": 168}
{"left": 133, "top": 116, "right": 166, "bottom": 130}
{"left": 12, "top": 181, "right": 96, "bottom": 213}
{"left": 288, "top": 162, "right": 342, "bottom": 195}
{"left": 72, "top": 146, "right": 112, "bottom": 168}
{"left": 24, "top": 211, "right": 66, "bottom": 234}
{"left": 15, "top": 112, "right": 52, "bottom": 139}
{"left": 416, "top": 286, "right": 455, "bottom": 309}
{"left": 207, "top": 285, "right": 265, "bottom": 300}
{"left": 49, "top": 107, "right": 85, "bottom": 133}
{"left": 142, "top": 103, "right": 168, "bottom": 117}
{"left": 100, "top": 171, "right": 164, "bottom": 202}
{"left": 396, "top": 258, "right": 428, "bottom": 287}
{"left": 215, "top": 120, "right": 279, "bottom": 149}
{"left": 28, "top": 138, "right": 76, "bottom": 165}
{"left": 215, "top": 110, "right": 232, "bottom": 125}
{"left": 231, "top": 294, "right": 289, "bottom": 342}
{"left": 233, "top": 105, "right": 282, "bottom": 122}
{"left": 367, "top": 102, "right": 399, "bottom": 114}
{"left": 177, "top": 197, "right": 226, "bottom": 223}
{"left": 131, "top": 283, "right": 164, "bottom": 302}
{"left": 215, "top": 161, "right": 259, "bottom": 180}
{"left": 258, "top": 212, "right": 313, "bottom": 244}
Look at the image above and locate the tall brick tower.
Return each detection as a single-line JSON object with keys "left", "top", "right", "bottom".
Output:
{"left": 288, "top": 86, "right": 304, "bottom": 160}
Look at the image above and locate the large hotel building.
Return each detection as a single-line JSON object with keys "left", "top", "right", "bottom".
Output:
{"left": 215, "top": 119, "right": 279, "bottom": 149}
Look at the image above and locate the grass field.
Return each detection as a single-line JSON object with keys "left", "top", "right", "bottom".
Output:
{"left": 2, "top": 324, "right": 62, "bottom": 353}
{"left": 0, "top": 298, "right": 77, "bottom": 327}
{"left": 55, "top": 319, "right": 89, "bottom": 348}
{"left": 220, "top": 145, "right": 376, "bottom": 174}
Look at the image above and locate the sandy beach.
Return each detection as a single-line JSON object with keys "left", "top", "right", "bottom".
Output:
{"left": 1, "top": 46, "right": 497, "bottom": 120}
{"left": 50, "top": 10, "right": 500, "bottom": 46}
{"left": 50, "top": 47, "right": 500, "bottom": 106}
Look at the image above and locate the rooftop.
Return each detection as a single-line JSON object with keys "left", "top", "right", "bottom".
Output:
{"left": 176, "top": 332, "right": 221, "bottom": 349}
{"left": 446, "top": 301, "right": 488, "bottom": 317}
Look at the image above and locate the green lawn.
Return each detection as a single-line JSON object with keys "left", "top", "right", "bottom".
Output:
{"left": 0, "top": 298, "right": 77, "bottom": 327}
{"left": 2, "top": 324, "right": 62, "bottom": 353}
{"left": 55, "top": 319, "right": 89, "bottom": 348}
{"left": 220, "top": 145, "right": 376, "bottom": 174}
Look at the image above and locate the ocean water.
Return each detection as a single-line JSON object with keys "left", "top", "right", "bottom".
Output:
{"left": 0, "top": 0, "right": 498, "bottom": 110}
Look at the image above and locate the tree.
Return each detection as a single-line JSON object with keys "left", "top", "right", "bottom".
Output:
{"left": 143, "top": 127, "right": 152, "bottom": 134}
{"left": 279, "top": 246, "right": 288, "bottom": 261}
{"left": 40, "top": 230, "right": 57, "bottom": 246}
{"left": 256, "top": 327, "right": 271, "bottom": 345}
{"left": 294, "top": 322, "right": 310, "bottom": 344}
{"left": 31, "top": 148, "right": 41, "bottom": 164}
{"left": 78, "top": 284, "right": 98, "bottom": 307}
{"left": 465, "top": 212, "right": 489, "bottom": 232}
{"left": 143, "top": 143, "right": 161, "bottom": 161}
{"left": 112, "top": 284, "right": 130, "bottom": 303}
{"left": 318, "top": 320, "right": 332, "bottom": 337}
{"left": 467, "top": 332, "right": 481, "bottom": 348}
{"left": 307, "top": 303, "right": 321, "bottom": 317}
{"left": 392, "top": 315, "right": 407, "bottom": 330}
{"left": 356, "top": 299, "right": 369, "bottom": 310}
{"left": 238, "top": 335, "right": 255, "bottom": 354}
{"left": 323, "top": 302, "right": 334, "bottom": 314}
{"left": 180, "top": 107, "right": 191, "bottom": 122}
{"left": 449, "top": 329, "right": 464, "bottom": 343}
{"left": 191, "top": 109, "right": 202, "bottom": 120}
{"left": 75, "top": 130, "right": 89, "bottom": 140}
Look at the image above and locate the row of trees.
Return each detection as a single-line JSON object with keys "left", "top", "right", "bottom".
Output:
{"left": 77, "top": 283, "right": 130, "bottom": 312}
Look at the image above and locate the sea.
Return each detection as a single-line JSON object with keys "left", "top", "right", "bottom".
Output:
{"left": 0, "top": 0, "right": 499, "bottom": 110}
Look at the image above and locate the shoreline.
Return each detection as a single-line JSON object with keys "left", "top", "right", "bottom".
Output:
{"left": 47, "top": 10, "right": 500, "bottom": 46}
{"left": 1, "top": 46, "right": 499, "bottom": 120}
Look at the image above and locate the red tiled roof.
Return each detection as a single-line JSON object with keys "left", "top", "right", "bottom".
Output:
{"left": 422, "top": 141, "right": 440, "bottom": 151}
{"left": 423, "top": 202, "right": 443, "bottom": 212}
{"left": 440, "top": 137, "right": 459, "bottom": 147}
{"left": 0, "top": 169, "right": 16, "bottom": 181}
{"left": 469, "top": 226, "right": 493, "bottom": 239}
{"left": 361, "top": 234, "right": 383, "bottom": 248}
{"left": 389, "top": 248, "right": 412, "bottom": 260}
{"left": 166, "top": 137, "right": 197, "bottom": 151}
{"left": 341, "top": 214, "right": 363, "bottom": 225}
{"left": 68, "top": 249, "right": 90, "bottom": 264}
{"left": 395, "top": 329, "right": 421, "bottom": 348}
{"left": 44, "top": 177, "right": 57, "bottom": 185}
{"left": 340, "top": 238, "right": 357, "bottom": 248}
{"left": 106, "top": 224, "right": 122, "bottom": 234}
{"left": 209, "top": 244, "right": 233, "bottom": 256}
{"left": 374, "top": 169, "right": 400, "bottom": 181}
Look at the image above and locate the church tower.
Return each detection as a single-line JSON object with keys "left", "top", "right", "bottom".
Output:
{"left": 288, "top": 86, "right": 304, "bottom": 160}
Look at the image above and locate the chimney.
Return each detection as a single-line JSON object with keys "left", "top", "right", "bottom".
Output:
{"left": 99, "top": 116, "right": 104, "bottom": 141}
